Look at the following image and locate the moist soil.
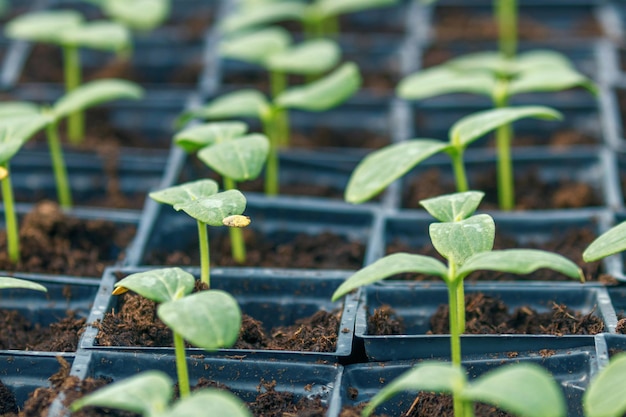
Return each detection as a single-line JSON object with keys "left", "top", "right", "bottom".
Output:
{"left": 402, "top": 166, "right": 601, "bottom": 211}
{"left": 0, "top": 200, "right": 135, "bottom": 277}
{"left": 145, "top": 228, "right": 365, "bottom": 270}
{"left": 0, "top": 309, "right": 84, "bottom": 351}
{"left": 95, "top": 287, "right": 341, "bottom": 353}
{"left": 368, "top": 292, "right": 604, "bottom": 336}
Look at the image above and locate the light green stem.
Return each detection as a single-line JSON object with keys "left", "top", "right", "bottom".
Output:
{"left": 62, "top": 45, "right": 84, "bottom": 143}
{"left": 495, "top": 0, "right": 518, "bottom": 59}
{"left": 493, "top": 86, "right": 514, "bottom": 211}
{"left": 262, "top": 113, "right": 279, "bottom": 196}
{"left": 223, "top": 177, "right": 246, "bottom": 264}
{"left": 1, "top": 164, "right": 19, "bottom": 263}
{"left": 456, "top": 281, "right": 466, "bottom": 335}
{"left": 197, "top": 220, "right": 210, "bottom": 286}
{"left": 46, "top": 122, "right": 73, "bottom": 208}
{"left": 448, "top": 280, "right": 464, "bottom": 417}
{"left": 270, "top": 71, "right": 290, "bottom": 147}
{"left": 173, "top": 331, "right": 190, "bottom": 398}
{"left": 323, "top": 15, "right": 340, "bottom": 38}
{"left": 449, "top": 150, "right": 469, "bottom": 192}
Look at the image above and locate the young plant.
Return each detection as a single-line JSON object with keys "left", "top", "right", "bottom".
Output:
{"left": 71, "top": 371, "right": 251, "bottom": 417}
{"left": 149, "top": 179, "right": 249, "bottom": 285}
{"left": 0, "top": 113, "right": 53, "bottom": 263}
{"left": 175, "top": 122, "right": 268, "bottom": 264}
{"left": 397, "top": 50, "right": 595, "bottom": 210}
{"left": 583, "top": 353, "right": 626, "bottom": 417}
{"left": 0, "top": 276, "right": 47, "bottom": 292}
{"left": 178, "top": 62, "right": 361, "bottom": 195}
{"left": 108, "top": 267, "right": 242, "bottom": 399}
{"left": 81, "top": 0, "right": 171, "bottom": 32}
{"left": 582, "top": 220, "right": 626, "bottom": 265}
{"left": 344, "top": 106, "right": 561, "bottom": 205}
{"left": 0, "top": 79, "right": 143, "bottom": 208}
{"left": 5, "top": 10, "right": 131, "bottom": 142}
{"left": 221, "top": 0, "right": 399, "bottom": 39}
{"left": 332, "top": 191, "right": 582, "bottom": 416}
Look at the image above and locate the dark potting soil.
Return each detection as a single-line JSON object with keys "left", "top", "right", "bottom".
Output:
{"left": 402, "top": 167, "right": 601, "bottom": 211}
{"left": 367, "top": 293, "right": 603, "bottom": 336}
{"left": 290, "top": 126, "right": 390, "bottom": 150}
{"left": 386, "top": 226, "right": 605, "bottom": 282}
{"left": 0, "top": 379, "right": 18, "bottom": 415}
{"left": 0, "top": 201, "right": 135, "bottom": 277}
{"left": 95, "top": 290, "right": 341, "bottom": 353}
{"left": 145, "top": 228, "right": 365, "bottom": 270}
{"left": 0, "top": 309, "right": 84, "bottom": 351}
{"left": 616, "top": 318, "right": 626, "bottom": 334}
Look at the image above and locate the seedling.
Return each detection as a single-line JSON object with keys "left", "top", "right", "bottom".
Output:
{"left": 583, "top": 353, "right": 626, "bottom": 417}
{"left": 5, "top": 10, "right": 131, "bottom": 142}
{"left": 0, "top": 276, "right": 47, "bottom": 292}
{"left": 179, "top": 62, "right": 361, "bottom": 195}
{"left": 221, "top": 0, "right": 399, "bottom": 39}
{"left": 71, "top": 371, "right": 251, "bottom": 417}
{"left": 345, "top": 106, "right": 561, "bottom": 205}
{"left": 332, "top": 191, "right": 582, "bottom": 416}
{"left": 174, "top": 122, "right": 268, "bottom": 264}
{"left": 397, "top": 50, "right": 594, "bottom": 210}
{"left": 363, "top": 361, "right": 565, "bottom": 417}
{"left": 0, "top": 113, "right": 53, "bottom": 263}
{"left": 81, "top": 0, "right": 171, "bottom": 32}
{"left": 149, "top": 179, "right": 249, "bottom": 285}
{"left": 0, "top": 79, "right": 143, "bottom": 209}
{"left": 582, "top": 220, "right": 626, "bottom": 265}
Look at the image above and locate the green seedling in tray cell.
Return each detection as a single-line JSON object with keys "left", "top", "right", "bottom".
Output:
{"left": 332, "top": 191, "right": 582, "bottom": 417}
{"left": 5, "top": 10, "right": 131, "bottom": 142}
{"left": 175, "top": 122, "right": 268, "bottom": 264}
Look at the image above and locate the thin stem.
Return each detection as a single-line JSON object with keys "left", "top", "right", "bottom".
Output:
{"left": 323, "top": 15, "right": 340, "bottom": 38}
{"left": 1, "top": 164, "right": 19, "bottom": 263}
{"left": 449, "top": 149, "right": 469, "bottom": 192}
{"left": 270, "top": 71, "right": 290, "bottom": 147}
{"left": 62, "top": 45, "right": 84, "bottom": 143}
{"left": 495, "top": 0, "right": 518, "bottom": 59}
{"left": 456, "top": 282, "right": 466, "bottom": 335}
{"left": 223, "top": 177, "right": 246, "bottom": 264}
{"left": 262, "top": 113, "right": 279, "bottom": 196}
{"left": 197, "top": 220, "right": 210, "bottom": 287}
{"left": 495, "top": 123, "right": 514, "bottom": 210}
{"left": 447, "top": 279, "right": 464, "bottom": 417}
{"left": 46, "top": 122, "right": 73, "bottom": 208}
{"left": 173, "top": 331, "right": 190, "bottom": 398}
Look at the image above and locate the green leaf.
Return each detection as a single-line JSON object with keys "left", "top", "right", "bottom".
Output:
{"left": 157, "top": 290, "right": 242, "bottom": 350}
{"left": 509, "top": 66, "right": 596, "bottom": 96}
{"left": 52, "top": 79, "right": 143, "bottom": 121}
{"left": 113, "top": 267, "right": 195, "bottom": 303}
{"left": 149, "top": 179, "right": 219, "bottom": 208}
{"left": 446, "top": 52, "right": 510, "bottom": 74}
{"left": 0, "top": 277, "right": 47, "bottom": 292}
{"left": 161, "top": 390, "right": 252, "bottom": 417}
{"left": 420, "top": 191, "right": 485, "bottom": 223}
{"left": 513, "top": 50, "right": 574, "bottom": 73}
{"left": 317, "top": 0, "right": 398, "bottom": 17}
{"left": 463, "top": 364, "right": 566, "bottom": 417}
{"left": 191, "top": 90, "right": 270, "bottom": 121}
{"left": 584, "top": 353, "right": 626, "bottom": 417}
{"left": 197, "top": 134, "right": 269, "bottom": 182}
{"left": 104, "top": 0, "right": 171, "bottom": 31}
{"left": 266, "top": 38, "right": 340, "bottom": 75}
{"left": 174, "top": 189, "right": 247, "bottom": 227}
{"left": 331, "top": 253, "right": 447, "bottom": 301}
{"left": 429, "top": 214, "right": 495, "bottom": 268}
{"left": 174, "top": 122, "right": 249, "bottom": 153}
{"left": 363, "top": 362, "right": 466, "bottom": 417}
{"left": 70, "top": 371, "right": 172, "bottom": 415}
{"left": 449, "top": 106, "right": 562, "bottom": 148}
{"left": 345, "top": 140, "right": 449, "bottom": 204}
{"left": 0, "top": 114, "right": 52, "bottom": 164}
{"left": 275, "top": 62, "right": 361, "bottom": 111}
{"left": 59, "top": 20, "right": 131, "bottom": 51}
{"left": 0, "top": 102, "right": 40, "bottom": 118}
{"left": 220, "top": 27, "right": 291, "bottom": 65}
{"left": 583, "top": 221, "right": 626, "bottom": 262}
{"left": 458, "top": 249, "right": 584, "bottom": 282}
{"left": 5, "top": 10, "right": 83, "bottom": 43}
{"left": 221, "top": 2, "right": 307, "bottom": 34}
{"left": 397, "top": 66, "right": 495, "bottom": 100}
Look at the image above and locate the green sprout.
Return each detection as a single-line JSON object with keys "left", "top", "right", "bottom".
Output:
{"left": 397, "top": 50, "right": 594, "bottom": 210}
{"left": 583, "top": 220, "right": 626, "bottom": 265}
{"left": 1, "top": 79, "right": 143, "bottom": 209}
{"left": 179, "top": 62, "right": 361, "bottom": 196}
{"left": 332, "top": 191, "right": 582, "bottom": 416}
{"left": 221, "top": 0, "right": 399, "bottom": 39}
{"left": 0, "top": 112, "right": 51, "bottom": 263}
{"left": 0, "top": 276, "right": 47, "bottom": 292}
{"left": 81, "top": 0, "right": 171, "bottom": 32}
{"left": 5, "top": 10, "right": 131, "bottom": 142}
{"left": 344, "top": 106, "right": 561, "bottom": 205}
{"left": 583, "top": 353, "right": 626, "bottom": 417}
{"left": 71, "top": 371, "right": 251, "bottom": 417}
{"left": 174, "top": 122, "right": 268, "bottom": 264}
{"left": 149, "top": 179, "right": 249, "bottom": 286}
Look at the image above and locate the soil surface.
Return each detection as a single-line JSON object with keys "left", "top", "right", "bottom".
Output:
{"left": 0, "top": 309, "right": 84, "bottom": 351}
{"left": 0, "top": 201, "right": 135, "bottom": 277}
{"left": 368, "top": 293, "right": 604, "bottom": 336}
{"left": 145, "top": 228, "right": 365, "bottom": 270}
